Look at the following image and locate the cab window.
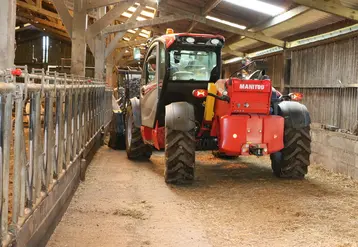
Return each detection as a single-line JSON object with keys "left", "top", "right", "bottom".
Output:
{"left": 145, "top": 45, "right": 157, "bottom": 84}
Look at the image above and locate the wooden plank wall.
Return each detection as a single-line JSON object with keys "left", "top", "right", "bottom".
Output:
{"left": 290, "top": 36, "right": 358, "bottom": 131}
{"left": 222, "top": 35, "right": 358, "bottom": 131}
{"left": 223, "top": 53, "right": 283, "bottom": 88}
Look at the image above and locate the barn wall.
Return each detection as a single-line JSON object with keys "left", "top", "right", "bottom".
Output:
{"left": 223, "top": 35, "right": 358, "bottom": 179}
{"left": 222, "top": 53, "right": 283, "bottom": 88}
{"left": 15, "top": 30, "right": 95, "bottom": 77}
{"left": 224, "top": 35, "right": 358, "bottom": 132}
{"left": 289, "top": 35, "right": 358, "bottom": 132}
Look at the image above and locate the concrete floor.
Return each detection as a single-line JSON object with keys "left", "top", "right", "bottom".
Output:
{"left": 47, "top": 147, "right": 358, "bottom": 247}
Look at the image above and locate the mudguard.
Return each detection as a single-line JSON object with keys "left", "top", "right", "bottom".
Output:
{"left": 278, "top": 101, "right": 311, "bottom": 129}
{"left": 129, "top": 97, "right": 141, "bottom": 128}
{"left": 165, "top": 102, "right": 196, "bottom": 132}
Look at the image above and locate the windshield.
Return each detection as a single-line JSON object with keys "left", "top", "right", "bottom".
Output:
{"left": 168, "top": 50, "right": 217, "bottom": 81}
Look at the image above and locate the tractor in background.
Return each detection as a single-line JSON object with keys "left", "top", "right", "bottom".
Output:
{"left": 124, "top": 29, "right": 311, "bottom": 184}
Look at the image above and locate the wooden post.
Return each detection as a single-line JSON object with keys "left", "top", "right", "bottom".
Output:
{"left": 71, "top": 0, "right": 87, "bottom": 76}
{"left": 0, "top": 0, "right": 16, "bottom": 69}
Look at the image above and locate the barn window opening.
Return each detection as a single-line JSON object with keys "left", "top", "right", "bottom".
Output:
{"left": 42, "top": 36, "right": 49, "bottom": 63}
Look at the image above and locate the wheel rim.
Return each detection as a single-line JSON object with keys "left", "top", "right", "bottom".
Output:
{"left": 126, "top": 114, "right": 132, "bottom": 148}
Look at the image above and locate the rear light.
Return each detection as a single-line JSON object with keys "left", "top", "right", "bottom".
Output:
{"left": 192, "top": 89, "right": 208, "bottom": 98}
{"left": 289, "top": 92, "right": 303, "bottom": 101}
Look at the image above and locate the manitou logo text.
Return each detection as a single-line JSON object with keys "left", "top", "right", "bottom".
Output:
{"left": 239, "top": 84, "right": 265, "bottom": 90}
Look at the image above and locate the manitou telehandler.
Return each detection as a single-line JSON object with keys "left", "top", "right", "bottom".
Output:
{"left": 124, "top": 29, "right": 311, "bottom": 184}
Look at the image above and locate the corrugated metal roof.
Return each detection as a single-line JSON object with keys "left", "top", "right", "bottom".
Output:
{"left": 229, "top": 9, "right": 344, "bottom": 52}
{"left": 340, "top": 0, "right": 358, "bottom": 9}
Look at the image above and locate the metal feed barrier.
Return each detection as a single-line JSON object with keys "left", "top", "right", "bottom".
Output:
{"left": 0, "top": 67, "right": 112, "bottom": 246}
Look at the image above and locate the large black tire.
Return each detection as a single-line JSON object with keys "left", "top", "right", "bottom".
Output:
{"left": 125, "top": 104, "right": 152, "bottom": 160}
{"left": 212, "top": 151, "right": 238, "bottom": 160}
{"left": 270, "top": 126, "right": 311, "bottom": 178}
{"left": 165, "top": 127, "right": 195, "bottom": 184}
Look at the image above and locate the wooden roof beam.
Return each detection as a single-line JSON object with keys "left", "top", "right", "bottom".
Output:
{"left": 105, "top": 5, "right": 145, "bottom": 58}
{"left": 187, "top": 0, "right": 223, "bottom": 32}
{"left": 103, "top": 14, "right": 189, "bottom": 34}
{"left": 86, "top": 0, "right": 137, "bottom": 38}
{"left": 17, "top": 12, "right": 67, "bottom": 32}
{"left": 86, "top": 0, "right": 157, "bottom": 10}
{"left": 225, "top": 5, "right": 310, "bottom": 46}
{"left": 222, "top": 47, "right": 244, "bottom": 57}
{"left": 158, "top": 3, "right": 286, "bottom": 47}
{"left": 51, "top": 0, "right": 73, "bottom": 35}
{"left": 16, "top": 1, "right": 60, "bottom": 19}
{"left": 293, "top": 0, "right": 358, "bottom": 21}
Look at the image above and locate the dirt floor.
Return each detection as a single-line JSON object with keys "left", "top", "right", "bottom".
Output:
{"left": 47, "top": 147, "right": 358, "bottom": 247}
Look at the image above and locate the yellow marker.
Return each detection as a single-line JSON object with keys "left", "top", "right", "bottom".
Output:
{"left": 204, "top": 83, "right": 217, "bottom": 121}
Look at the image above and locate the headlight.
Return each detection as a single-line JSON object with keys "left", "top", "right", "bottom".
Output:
{"left": 186, "top": 37, "right": 195, "bottom": 43}
{"left": 211, "top": 39, "right": 220, "bottom": 45}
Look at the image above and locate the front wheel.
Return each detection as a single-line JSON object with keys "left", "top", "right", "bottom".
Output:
{"left": 271, "top": 126, "right": 311, "bottom": 178}
{"left": 125, "top": 104, "right": 152, "bottom": 160}
{"left": 165, "top": 127, "right": 195, "bottom": 184}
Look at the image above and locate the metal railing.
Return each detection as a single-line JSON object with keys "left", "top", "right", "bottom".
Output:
{"left": 0, "top": 67, "right": 112, "bottom": 245}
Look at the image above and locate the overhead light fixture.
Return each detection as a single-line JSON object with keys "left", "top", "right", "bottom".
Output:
{"left": 123, "top": 37, "right": 130, "bottom": 41}
{"left": 128, "top": 6, "right": 138, "bottom": 12}
{"left": 122, "top": 12, "right": 132, "bottom": 18}
{"left": 139, "top": 32, "right": 150, "bottom": 38}
{"left": 140, "top": 10, "right": 155, "bottom": 18}
{"left": 146, "top": 5, "right": 156, "bottom": 11}
{"left": 206, "top": 16, "right": 246, "bottom": 30}
{"left": 137, "top": 16, "right": 147, "bottom": 21}
{"left": 141, "top": 29, "right": 151, "bottom": 34}
{"left": 224, "top": 0, "right": 285, "bottom": 16}
{"left": 24, "top": 23, "right": 32, "bottom": 27}
{"left": 224, "top": 57, "right": 243, "bottom": 64}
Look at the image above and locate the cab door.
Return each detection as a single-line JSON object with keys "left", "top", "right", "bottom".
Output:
{"left": 140, "top": 42, "right": 160, "bottom": 128}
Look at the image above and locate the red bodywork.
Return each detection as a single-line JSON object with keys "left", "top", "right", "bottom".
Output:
{"left": 140, "top": 32, "right": 284, "bottom": 156}
{"left": 141, "top": 78, "right": 284, "bottom": 156}
{"left": 158, "top": 33, "right": 225, "bottom": 48}
{"left": 141, "top": 122, "right": 165, "bottom": 150}
{"left": 210, "top": 78, "right": 284, "bottom": 156}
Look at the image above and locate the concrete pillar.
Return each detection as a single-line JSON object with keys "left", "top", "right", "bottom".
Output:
{"left": 71, "top": 0, "right": 87, "bottom": 76}
{"left": 94, "top": 7, "right": 106, "bottom": 80}
{"left": 0, "top": 0, "right": 16, "bottom": 69}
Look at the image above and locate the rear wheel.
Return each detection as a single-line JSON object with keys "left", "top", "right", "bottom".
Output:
{"left": 271, "top": 126, "right": 311, "bottom": 178}
{"left": 165, "top": 127, "right": 195, "bottom": 184}
{"left": 125, "top": 104, "right": 152, "bottom": 160}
